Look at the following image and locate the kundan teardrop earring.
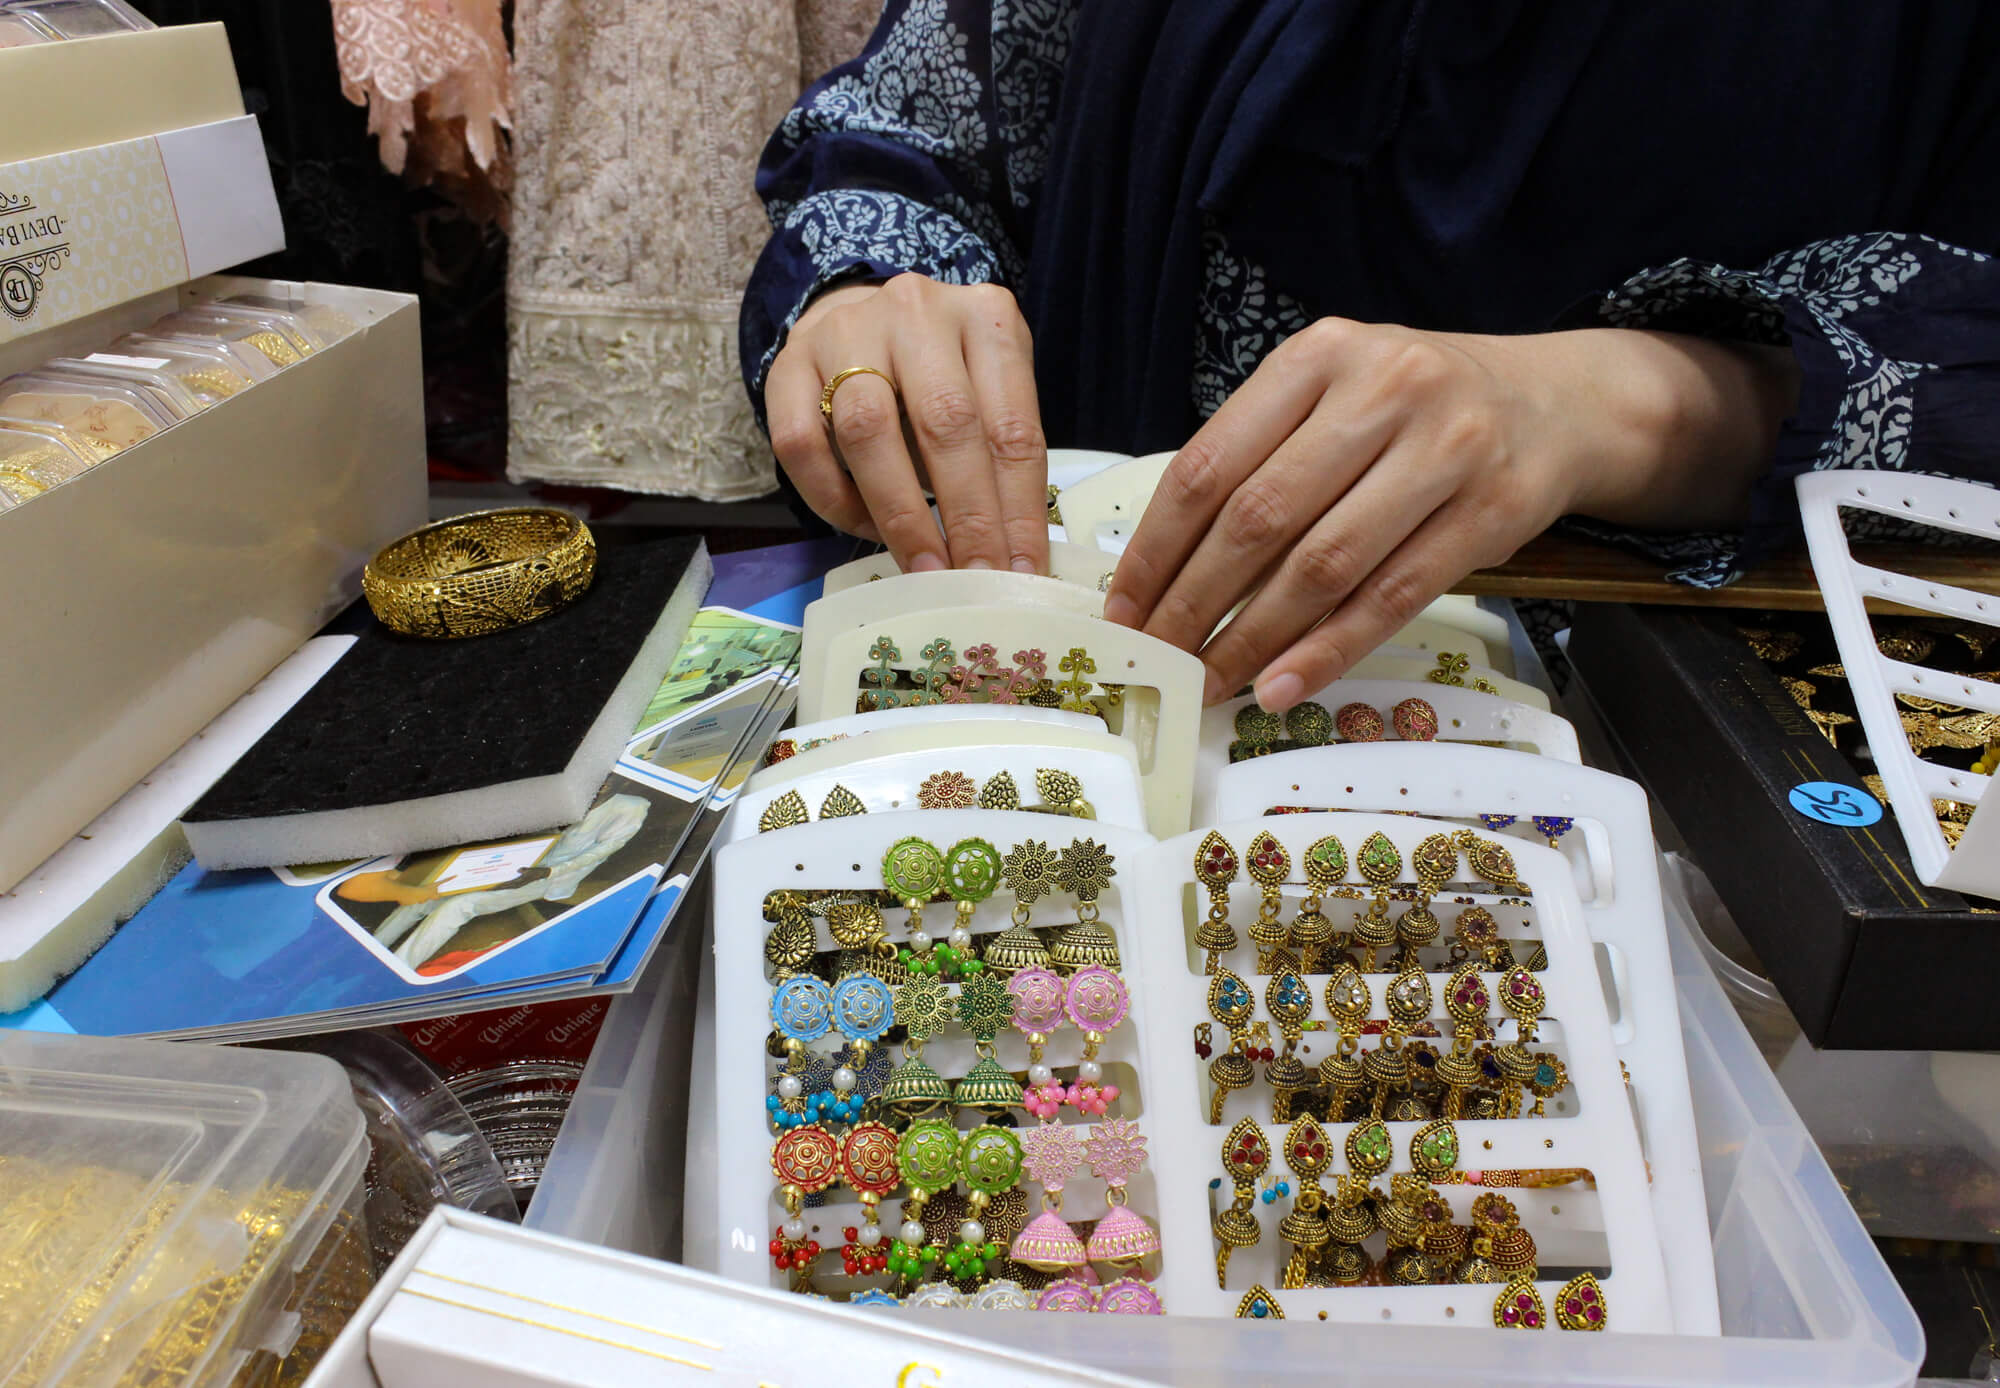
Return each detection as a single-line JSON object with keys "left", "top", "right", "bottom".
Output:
{"left": 1352, "top": 831, "right": 1402, "bottom": 972}
{"left": 1290, "top": 835, "right": 1344, "bottom": 974}
{"left": 1214, "top": 1117, "right": 1269, "bottom": 1289}
{"left": 1194, "top": 832, "right": 1240, "bottom": 974}
{"left": 1244, "top": 830, "right": 1293, "bottom": 974}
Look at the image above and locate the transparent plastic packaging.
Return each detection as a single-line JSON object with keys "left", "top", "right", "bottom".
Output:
{"left": 152, "top": 302, "right": 327, "bottom": 368}
{"left": 0, "top": 1029, "right": 372, "bottom": 1388}
{"left": 0, "top": 0, "right": 151, "bottom": 38}
{"left": 0, "top": 416, "right": 96, "bottom": 505}
{"left": 120, "top": 328, "right": 282, "bottom": 385}
{"left": 0, "top": 13, "right": 50, "bottom": 44}
{"left": 225, "top": 291, "right": 361, "bottom": 347}
{"left": 274, "top": 1030, "right": 520, "bottom": 1270}
{"left": 0, "top": 369, "right": 182, "bottom": 454}
{"left": 45, "top": 353, "right": 207, "bottom": 418}
{"left": 82, "top": 340, "right": 256, "bottom": 406}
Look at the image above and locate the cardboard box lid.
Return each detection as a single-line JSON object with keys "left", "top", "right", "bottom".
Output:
{"left": 0, "top": 24, "right": 244, "bottom": 163}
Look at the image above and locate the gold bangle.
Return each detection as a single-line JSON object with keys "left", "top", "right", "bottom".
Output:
{"left": 363, "top": 507, "right": 596, "bottom": 639}
{"left": 819, "top": 365, "right": 896, "bottom": 427}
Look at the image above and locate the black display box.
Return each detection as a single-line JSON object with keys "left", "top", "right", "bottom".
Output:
{"left": 1568, "top": 602, "right": 1998, "bottom": 1050}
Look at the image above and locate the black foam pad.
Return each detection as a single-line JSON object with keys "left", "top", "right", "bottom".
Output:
{"left": 186, "top": 535, "right": 705, "bottom": 823}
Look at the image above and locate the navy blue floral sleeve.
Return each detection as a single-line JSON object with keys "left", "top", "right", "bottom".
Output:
{"left": 737, "top": 0, "right": 1078, "bottom": 419}
{"left": 743, "top": 2, "right": 2000, "bottom": 591}
{"left": 1565, "top": 233, "right": 2000, "bottom": 586}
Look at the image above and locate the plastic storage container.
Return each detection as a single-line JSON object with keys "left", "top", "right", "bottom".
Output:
{"left": 1671, "top": 853, "right": 2000, "bottom": 1245}
{"left": 0, "top": 369, "right": 181, "bottom": 453}
{"left": 45, "top": 354, "right": 208, "bottom": 418}
{"left": 0, "top": 0, "right": 149, "bottom": 40}
{"left": 521, "top": 876, "right": 707, "bottom": 1256}
{"left": 151, "top": 305, "right": 316, "bottom": 368}
{"left": 224, "top": 292, "right": 362, "bottom": 348}
{"left": 0, "top": 416, "right": 96, "bottom": 505}
{"left": 96, "top": 336, "right": 260, "bottom": 402}
{"left": 661, "top": 835, "right": 1922, "bottom": 1386}
{"left": 0, "top": 1030, "right": 374, "bottom": 1388}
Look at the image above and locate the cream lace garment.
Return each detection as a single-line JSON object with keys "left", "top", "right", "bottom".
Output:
{"left": 505, "top": 0, "right": 878, "bottom": 499}
{"left": 333, "top": 0, "right": 876, "bottom": 499}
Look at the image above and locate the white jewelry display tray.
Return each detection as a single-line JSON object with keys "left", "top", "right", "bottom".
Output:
{"left": 1796, "top": 469, "right": 2000, "bottom": 895}
{"left": 305, "top": 1207, "right": 1147, "bottom": 1388}
{"left": 728, "top": 737, "right": 1149, "bottom": 842}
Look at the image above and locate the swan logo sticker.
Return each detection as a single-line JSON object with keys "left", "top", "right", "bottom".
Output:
{"left": 1787, "top": 781, "right": 1883, "bottom": 828}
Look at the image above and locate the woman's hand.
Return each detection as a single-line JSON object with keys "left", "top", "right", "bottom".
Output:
{"left": 765, "top": 273, "right": 1050, "bottom": 575}
{"left": 1104, "top": 319, "right": 1798, "bottom": 709}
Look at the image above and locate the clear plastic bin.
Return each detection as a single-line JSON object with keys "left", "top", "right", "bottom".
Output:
{"left": 1673, "top": 854, "right": 2000, "bottom": 1245}
{"left": 885, "top": 863, "right": 1924, "bottom": 1386}
{"left": 677, "top": 856, "right": 1922, "bottom": 1385}
{"left": 0, "top": 1030, "right": 374, "bottom": 1388}
{"left": 521, "top": 874, "right": 707, "bottom": 1256}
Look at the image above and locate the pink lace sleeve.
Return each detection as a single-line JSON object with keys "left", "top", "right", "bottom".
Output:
{"left": 331, "top": 0, "right": 512, "bottom": 216}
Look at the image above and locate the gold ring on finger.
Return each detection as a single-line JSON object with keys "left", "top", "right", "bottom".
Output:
{"left": 819, "top": 365, "right": 897, "bottom": 428}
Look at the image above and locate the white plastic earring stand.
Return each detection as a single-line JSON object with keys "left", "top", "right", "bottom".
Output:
{"left": 1797, "top": 470, "right": 2000, "bottom": 895}
{"left": 797, "top": 601, "right": 1205, "bottom": 835}
{"left": 1131, "top": 812, "right": 1676, "bottom": 1331}
{"left": 820, "top": 541, "right": 1121, "bottom": 599}
{"left": 815, "top": 557, "right": 1511, "bottom": 687}
{"left": 754, "top": 705, "right": 1102, "bottom": 780}
{"left": 1207, "top": 743, "right": 1717, "bottom": 1332}
{"left": 1336, "top": 654, "right": 1549, "bottom": 710}
{"left": 1196, "top": 680, "right": 1581, "bottom": 819}
{"left": 801, "top": 571, "right": 1107, "bottom": 701}
{"left": 1047, "top": 447, "right": 1134, "bottom": 490}
{"left": 727, "top": 738, "right": 1148, "bottom": 844}
{"left": 1419, "top": 594, "right": 1511, "bottom": 652}
{"left": 1372, "top": 618, "right": 1499, "bottom": 673}
{"left": 710, "top": 812, "right": 1166, "bottom": 1297}
{"left": 750, "top": 715, "right": 1144, "bottom": 800}
{"left": 1052, "top": 451, "right": 1176, "bottom": 552}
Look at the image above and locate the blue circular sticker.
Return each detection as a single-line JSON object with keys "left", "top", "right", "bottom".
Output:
{"left": 1788, "top": 781, "right": 1884, "bottom": 827}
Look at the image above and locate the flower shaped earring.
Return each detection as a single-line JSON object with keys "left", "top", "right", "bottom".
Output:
{"left": 879, "top": 974, "right": 952, "bottom": 1119}
{"left": 1010, "top": 1120, "right": 1086, "bottom": 1273}
{"left": 1397, "top": 831, "right": 1457, "bottom": 964}
{"left": 951, "top": 971, "right": 1021, "bottom": 1116}
{"left": 988, "top": 838, "right": 1058, "bottom": 975}
{"left": 1082, "top": 1117, "right": 1159, "bottom": 1266}
{"left": 1049, "top": 838, "right": 1120, "bottom": 972}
